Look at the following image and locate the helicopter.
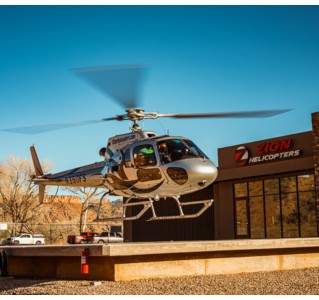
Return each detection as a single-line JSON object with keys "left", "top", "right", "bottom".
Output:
{"left": 2, "top": 65, "right": 291, "bottom": 221}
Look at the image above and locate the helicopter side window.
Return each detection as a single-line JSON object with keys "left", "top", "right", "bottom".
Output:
{"left": 133, "top": 144, "right": 157, "bottom": 168}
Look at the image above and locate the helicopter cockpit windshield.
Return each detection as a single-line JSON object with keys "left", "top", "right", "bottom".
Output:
{"left": 157, "top": 139, "right": 208, "bottom": 164}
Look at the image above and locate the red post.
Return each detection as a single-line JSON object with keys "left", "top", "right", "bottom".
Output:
{"left": 81, "top": 248, "right": 89, "bottom": 274}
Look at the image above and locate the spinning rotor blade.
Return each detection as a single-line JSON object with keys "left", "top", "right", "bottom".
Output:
{"left": 73, "top": 64, "right": 148, "bottom": 109}
{"left": 157, "top": 109, "right": 292, "bottom": 119}
{"left": 1, "top": 109, "right": 291, "bottom": 134}
{"left": 1, "top": 118, "right": 118, "bottom": 134}
{"left": 1, "top": 61, "right": 291, "bottom": 135}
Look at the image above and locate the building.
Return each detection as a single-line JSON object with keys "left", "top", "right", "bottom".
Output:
{"left": 215, "top": 132, "right": 316, "bottom": 240}
{"left": 124, "top": 112, "right": 319, "bottom": 242}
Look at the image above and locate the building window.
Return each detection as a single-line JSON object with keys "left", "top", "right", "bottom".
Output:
{"left": 234, "top": 182, "right": 247, "bottom": 197}
{"left": 298, "top": 174, "right": 317, "bottom": 237}
{"left": 234, "top": 173, "right": 318, "bottom": 239}
{"left": 264, "top": 179, "right": 281, "bottom": 238}
{"left": 234, "top": 182, "right": 249, "bottom": 238}
{"left": 248, "top": 181, "right": 264, "bottom": 238}
{"left": 235, "top": 199, "right": 248, "bottom": 237}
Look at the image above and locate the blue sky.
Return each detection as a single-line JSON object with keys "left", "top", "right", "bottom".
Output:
{"left": 0, "top": 5, "right": 319, "bottom": 173}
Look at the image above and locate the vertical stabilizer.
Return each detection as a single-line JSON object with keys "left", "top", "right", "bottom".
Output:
{"left": 30, "top": 145, "right": 46, "bottom": 203}
{"left": 30, "top": 145, "right": 44, "bottom": 177}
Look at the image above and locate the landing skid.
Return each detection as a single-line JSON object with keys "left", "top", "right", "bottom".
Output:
{"left": 93, "top": 191, "right": 213, "bottom": 222}
{"left": 147, "top": 199, "right": 214, "bottom": 221}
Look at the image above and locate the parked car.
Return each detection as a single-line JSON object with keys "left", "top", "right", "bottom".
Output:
{"left": 93, "top": 232, "right": 123, "bottom": 244}
{"left": 67, "top": 231, "right": 100, "bottom": 244}
{"left": 5, "top": 233, "right": 45, "bottom": 245}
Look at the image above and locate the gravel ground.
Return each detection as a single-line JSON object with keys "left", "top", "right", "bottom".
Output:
{"left": 1, "top": 267, "right": 319, "bottom": 295}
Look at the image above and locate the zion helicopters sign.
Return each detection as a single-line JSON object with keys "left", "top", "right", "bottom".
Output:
{"left": 234, "top": 139, "right": 301, "bottom": 166}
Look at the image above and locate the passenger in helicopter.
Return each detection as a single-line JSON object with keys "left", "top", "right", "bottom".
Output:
{"left": 158, "top": 142, "right": 171, "bottom": 164}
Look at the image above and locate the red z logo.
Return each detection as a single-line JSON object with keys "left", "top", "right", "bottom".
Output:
{"left": 234, "top": 146, "right": 249, "bottom": 166}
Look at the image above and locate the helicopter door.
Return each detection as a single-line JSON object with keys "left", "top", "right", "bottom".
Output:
{"left": 133, "top": 144, "right": 162, "bottom": 183}
{"left": 123, "top": 144, "right": 162, "bottom": 183}
{"left": 133, "top": 144, "right": 157, "bottom": 168}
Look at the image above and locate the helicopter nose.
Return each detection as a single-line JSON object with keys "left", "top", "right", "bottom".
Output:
{"left": 168, "top": 159, "right": 218, "bottom": 187}
{"left": 193, "top": 160, "right": 218, "bottom": 187}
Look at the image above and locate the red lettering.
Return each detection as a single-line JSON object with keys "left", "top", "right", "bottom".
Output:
{"left": 280, "top": 139, "right": 291, "bottom": 151}
{"left": 264, "top": 143, "right": 270, "bottom": 153}
{"left": 257, "top": 144, "right": 265, "bottom": 155}
{"left": 269, "top": 142, "right": 280, "bottom": 152}
{"left": 256, "top": 139, "right": 293, "bottom": 155}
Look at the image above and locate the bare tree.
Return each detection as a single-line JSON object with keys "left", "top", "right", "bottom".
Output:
{"left": 0, "top": 155, "right": 52, "bottom": 236}
{"left": 0, "top": 155, "right": 123, "bottom": 242}
{"left": 64, "top": 187, "right": 105, "bottom": 233}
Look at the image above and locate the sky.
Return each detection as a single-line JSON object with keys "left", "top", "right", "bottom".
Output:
{"left": 0, "top": 5, "right": 319, "bottom": 174}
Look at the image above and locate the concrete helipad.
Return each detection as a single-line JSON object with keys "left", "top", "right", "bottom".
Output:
{"left": 1, "top": 238, "right": 319, "bottom": 281}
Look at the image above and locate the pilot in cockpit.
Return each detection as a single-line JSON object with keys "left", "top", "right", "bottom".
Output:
{"left": 158, "top": 142, "right": 171, "bottom": 164}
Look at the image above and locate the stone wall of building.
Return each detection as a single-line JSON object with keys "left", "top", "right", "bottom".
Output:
{"left": 312, "top": 111, "right": 319, "bottom": 233}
